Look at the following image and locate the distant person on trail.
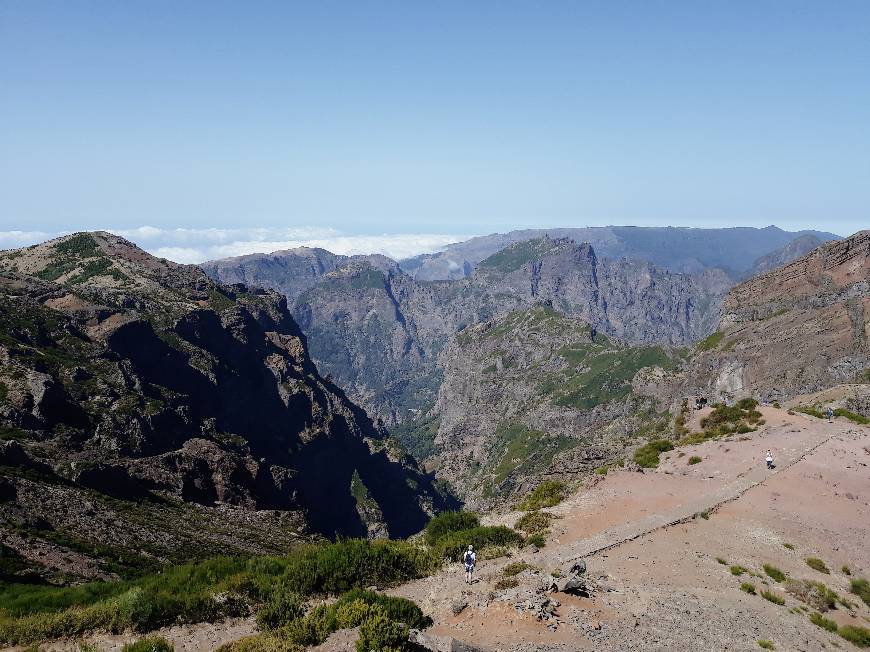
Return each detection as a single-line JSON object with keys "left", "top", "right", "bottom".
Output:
{"left": 464, "top": 545, "right": 476, "bottom": 584}
{"left": 827, "top": 407, "right": 834, "bottom": 423}
{"left": 765, "top": 450, "right": 774, "bottom": 470}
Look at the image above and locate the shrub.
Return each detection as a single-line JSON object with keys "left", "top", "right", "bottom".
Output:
{"left": 478, "top": 546, "right": 510, "bottom": 560}
{"left": 842, "top": 565, "right": 851, "bottom": 575}
{"left": 429, "top": 526, "right": 522, "bottom": 562}
{"left": 761, "top": 590, "right": 785, "bottom": 605}
{"left": 697, "top": 331, "right": 724, "bottom": 351}
{"left": 838, "top": 625, "right": 870, "bottom": 647}
{"left": 785, "top": 579, "right": 838, "bottom": 611}
{"left": 502, "top": 562, "right": 532, "bottom": 577}
{"left": 281, "top": 540, "right": 433, "bottom": 595}
{"left": 851, "top": 578, "right": 870, "bottom": 607}
{"left": 716, "top": 557, "right": 728, "bottom": 565}
{"left": 805, "top": 557, "right": 830, "bottom": 574}
{"left": 740, "top": 582, "right": 756, "bottom": 594}
{"left": 757, "top": 641, "right": 774, "bottom": 650}
{"left": 355, "top": 605, "right": 411, "bottom": 652}
{"left": 633, "top": 440, "right": 675, "bottom": 468}
{"left": 255, "top": 584, "right": 304, "bottom": 631}
{"left": 730, "top": 565, "right": 748, "bottom": 576}
{"left": 0, "top": 541, "right": 434, "bottom": 646}
{"left": 763, "top": 564, "right": 786, "bottom": 582}
{"left": 809, "top": 612, "right": 838, "bottom": 632}
{"left": 515, "top": 481, "right": 567, "bottom": 510}
{"left": 526, "top": 533, "right": 546, "bottom": 548}
{"left": 514, "top": 511, "right": 553, "bottom": 534}
{"left": 121, "top": 636, "right": 174, "bottom": 652}
{"left": 833, "top": 408, "right": 870, "bottom": 425}
{"left": 782, "top": 543, "right": 794, "bottom": 550}
{"left": 688, "top": 456, "right": 702, "bottom": 465}
{"left": 494, "top": 577, "right": 519, "bottom": 590}
{"left": 216, "top": 633, "right": 300, "bottom": 652}
{"left": 424, "top": 512, "right": 480, "bottom": 546}
{"left": 284, "top": 590, "right": 426, "bottom": 647}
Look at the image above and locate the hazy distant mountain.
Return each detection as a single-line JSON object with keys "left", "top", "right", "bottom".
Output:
{"left": 747, "top": 234, "right": 824, "bottom": 278}
{"left": 400, "top": 226, "right": 841, "bottom": 281}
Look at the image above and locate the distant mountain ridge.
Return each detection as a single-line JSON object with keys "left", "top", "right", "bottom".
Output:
{"left": 207, "top": 236, "right": 732, "bottom": 424}
{"left": 399, "top": 225, "right": 841, "bottom": 281}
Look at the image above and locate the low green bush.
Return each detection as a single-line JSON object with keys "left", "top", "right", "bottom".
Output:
{"left": 0, "top": 540, "right": 435, "bottom": 646}
{"left": 838, "top": 625, "right": 870, "bottom": 647}
{"left": 216, "top": 633, "right": 300, "bottom": 652}
{"left": 526, "top": 533, "right": 546, "bottom": 548}
{"left": 785, "top": 579, "right": 838, "bottom": 611}
{"left": 502, "top": 562, "right": 532, "bottom": 577}
{"left": 514, "top": 511, "right": 553, "bottom": 534}
{"left": 841, "top": 565, "right": 851, "bottom": 575}
{"left": 688, "top": 456, "right": 702, "bottom": 465}
{"left": 424, "top": 512, "right": 480, "bottom": 546}
{"left": 280, "top": 539, "right": 433, "bottom": 595}
{"left": 740, "top": 582, "right": 756, "bottom": 594}
{"left": 763, "top": 564, "right": 786, "bottom": 582}
{"left": 851, "top": 577, "right": 870, "bottom": 607}
{"left": 515, "top": 481, "right": 567, "bottom": 510}
{"left": 716, "top": 557, "right": 728, "bottom": 565}
{"left": 809, "top": 612, "right": 838, "bottom": 632}
{"left": 255, "top": 584, "right": 304, "bottom": 631}
{"left": 730, "top": 565, "right": 748, "bottom": 576}
{"left": 805, "top": 557, "right": 829, "bottom": 574}
{"left": 284, "top": 590, "right": 427, "bottom": 647}
{"left": 121, "top": 636, "right": 174, "bottom": 652}
{"left": 493, "top": 577, "right": 519, "bottom": 590}
{"left": 355, "top": 605, "right": 411, "bottom": 652}
{"left": 782, "top": 543, "right": 794, "bottom": 550}
{"left": 633, "top": 440, "right": 674, "bottom": 468}
{"left": 761, "top": 590, "right": 785, "bottom": 605}
{"left": 757, "top": 640, "right": 774, "bottom": 650}
{"left": 429, "top": 526, "right": 522, "bottom": 562}
{"left": 833, "top": 408, "right": 870, "bottom": 425}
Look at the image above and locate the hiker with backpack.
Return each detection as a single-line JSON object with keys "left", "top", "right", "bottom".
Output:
{"left": 765, "top": 450, "right": 774, "bottom": 470}
{"left": 463, "top": 545, "right": 476, "bottom": 584}
{"left": 826, "top": 407, "right": 834, "bottom": 423}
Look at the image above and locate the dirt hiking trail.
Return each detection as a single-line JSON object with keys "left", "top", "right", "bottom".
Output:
{"left": 15, "top": 406, "right": 870, "bottom": 651}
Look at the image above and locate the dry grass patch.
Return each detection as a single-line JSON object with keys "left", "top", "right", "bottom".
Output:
{"left": 805, "top": 557, "right": 830, "bottom": 574}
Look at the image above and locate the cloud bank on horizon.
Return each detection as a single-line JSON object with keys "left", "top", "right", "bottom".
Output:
{"left": 0, "top": 227, "right": 466, "bottom": 264}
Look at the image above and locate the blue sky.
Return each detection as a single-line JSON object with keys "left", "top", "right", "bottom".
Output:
{"left": 1, "top": 1, "right": 868, "bottom": 260}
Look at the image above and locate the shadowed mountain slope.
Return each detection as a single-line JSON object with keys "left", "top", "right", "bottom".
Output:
{"left": 0, "top": 232, "right": 454, "bottom": 579}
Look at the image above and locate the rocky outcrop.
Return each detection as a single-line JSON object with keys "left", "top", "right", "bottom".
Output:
{"left": 0, "top": 232, "right": 455, "bottom": 578}
{"left": 424, "top": 305, "right": 681, "bottom": 506}
{"left": 667, "top": 231, "right": 869, "bottom": 405}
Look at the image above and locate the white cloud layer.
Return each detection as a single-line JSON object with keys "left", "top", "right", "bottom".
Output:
{"left": 0, "top": 227, "right": 466, "bottom": 264}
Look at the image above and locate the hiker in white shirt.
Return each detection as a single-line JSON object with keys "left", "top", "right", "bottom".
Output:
{"left": 765, "top": 450, "right": 774, "bottom": 470}
{"left": 463, "top": 545, "right": 476, "bottom": 584}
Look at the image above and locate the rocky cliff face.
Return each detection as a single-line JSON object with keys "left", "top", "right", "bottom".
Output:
{"left": 669, "top": 231, "right": 869, "bottom": 405}
{"left": 210, "top": 237, "right": 730, "bottom": 426}
{"left": 201, "top": 247, "right": 397, "bottom": 303}
{"left": 0, "top": 233, "right": 453, "bottom": 579}
{"left": 424, "top": 306, "right": 681, "bottom": 507}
